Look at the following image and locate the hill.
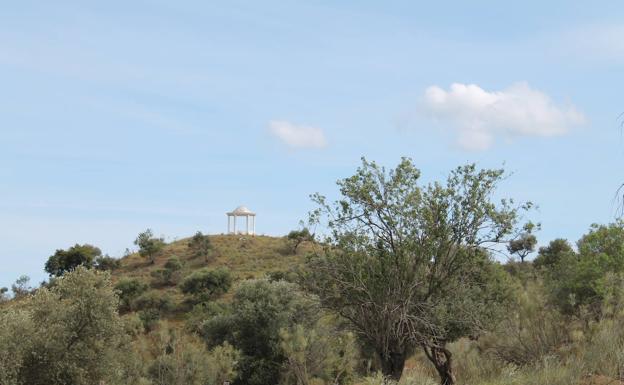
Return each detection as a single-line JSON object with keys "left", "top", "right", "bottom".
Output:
{"left": 112, "top": 234, "right": 314, "bottom": 310}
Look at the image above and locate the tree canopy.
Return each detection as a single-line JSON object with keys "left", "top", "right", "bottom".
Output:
{"left": 134, "top": 229, "right": 165, "bottom": 264}
{"left": 304, "top": 158, "right": 524, "bottom": 384}
{"left": 44, "top": 244, "right": 102, "bottom": 277}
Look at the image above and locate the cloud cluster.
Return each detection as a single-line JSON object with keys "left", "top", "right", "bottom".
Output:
{"left": 422, "top": 82, "right": 585, "bottom": 150}
{"left": 268, "top": 120, "right": 327, "bottom": 149}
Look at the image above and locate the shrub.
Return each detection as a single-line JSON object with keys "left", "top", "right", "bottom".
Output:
{"left": 279, "top": 322, "right": 358, "bottom": 385}
{"left": 286, "top": 228, "right": 314, "bottom": 254}
{"left": 132, "top": 290, "right": 175, "bottom": 332}
{"left": 95, "top": 255, "right": 121, "bottom": 271}
{"left": 151, "top": 256, "right": 183, "bottom": 286}
{"left": 180, "top": 268, "right": 232, "bottom": 303}
{"left": 201, "top": 279, "right": 320, "bottom": 385}
{"left": 479, "top": 284, "right": 571, "bottom": 366}
{"left": 115, "top": 278, "right": 149, "bottom": 312}
{"left": 8, "top": 267, "right": 131, "bottom": 385}
{"left": 141, "top": 326, "right": 239, "bottom": 385}
{"left": 188, "top": 231, "right": 213, "bottom": 263}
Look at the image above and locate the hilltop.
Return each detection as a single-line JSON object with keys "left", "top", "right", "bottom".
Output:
{"left": 111, "top": 234, "right": 314, "bottom": 307}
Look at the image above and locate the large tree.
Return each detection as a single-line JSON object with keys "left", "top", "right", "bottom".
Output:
{"left": 44, "top": 244, "right": 102, "bottom": 277}
{"left": 304, "top": 158, "right": 524, "bottom": 384}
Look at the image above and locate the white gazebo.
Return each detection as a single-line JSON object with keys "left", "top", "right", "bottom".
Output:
{"left": 227, "top": 205, "right": 256, "bottom": 235}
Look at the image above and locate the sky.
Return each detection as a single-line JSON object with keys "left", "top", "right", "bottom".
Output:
{"left": 1, "top": 0, "right": 623, "bottom": 288}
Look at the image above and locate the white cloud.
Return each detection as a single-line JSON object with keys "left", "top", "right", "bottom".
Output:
{"left": 268, "top": 120, "right": 327, "bottom": 149}
{"left": 422, "top": 82, "right": 585, "bottom": 150}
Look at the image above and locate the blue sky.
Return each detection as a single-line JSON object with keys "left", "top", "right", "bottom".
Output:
{"left": 1, "top": 0, "right": 623, "bottom": 288}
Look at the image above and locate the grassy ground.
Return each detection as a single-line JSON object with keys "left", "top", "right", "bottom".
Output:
{"left": 113, "top": 234, "right": 314, "bottom": 305}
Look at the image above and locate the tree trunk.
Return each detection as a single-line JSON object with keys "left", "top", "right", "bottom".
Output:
{"left": 422, "top": 344, "right": 456, "bottom": 385}
{"left": 378, "top": 350, "right": 407, "bottom": 381}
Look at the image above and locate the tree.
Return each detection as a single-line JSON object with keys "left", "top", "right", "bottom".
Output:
{"left": 304, "top": 158, "right": 524, "bottom": 384}
{"left": 5, "top": 267, "right": 131, "bottom": 385}
{"left": 180, "top": 268, "right": 232, "bottom": 303}
{"left": 507, "top": 223, "right": 538, "bottom": 263}
{"left": 201, "top": 279, "right": 320, "bottom": 385}
{"left": 286, "top": 227, "right": 314, "bottom": 254}
{"left": 543, "top": 222, "right": 624, "bottom": 319}
{"left": 11, "top": 275, "right": 32, "bottom": 298}
{"left": 188, "top": 231, "right": 213, "bottom": 263}
{"left": 44, "top": 244, "right": 102, "bottom": 276}
{"left": 0, "top": 287, "right": 8, "bottom": 302}
{"left": 135, "top": 229, "right": 165, "bottom": 264}
{"left": 533, "top": 238, "right": 574, "bottom": 270}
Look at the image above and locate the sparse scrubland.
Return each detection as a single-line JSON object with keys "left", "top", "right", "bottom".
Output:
{"left": 2, "top": 159, "right": 624, "bottom": 385}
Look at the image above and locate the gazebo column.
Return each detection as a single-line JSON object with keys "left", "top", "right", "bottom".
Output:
{"left": 253, "top": 216, "right": 256, "bottom": 235}
{"left": 246, "top": 216, "right": 249, "bottom": 235}
{"left": 233, "top": 216, "right": 237, "bottom": 234}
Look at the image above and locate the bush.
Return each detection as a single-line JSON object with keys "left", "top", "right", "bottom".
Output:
{"left": 279, "top": 322, "right": 358, "bottom": 385}
{"left": 132, "top": 290, "right": 175, "bottom": 332}
{"left": 151, "top": 256, "right": 183, "bottom": 286}
{"left": 140, "top": 326, "right": 239, "bottom": 385}
{"left": 180, "top": 268, "right": 232, "bottom": 303}
{"left": 200, "top": 279, "right": 320, "bottom": 385}
{"left": 95, "top": 255, "right": 121, "bottom": 271}
{"left": 115, "top": 278, "right": 149, "bottom": 312}
{"left": 479, "top": 284, "right": 571, "bottom": 366}
{"left": 188, "top": 231, "right": 213, "bottom": 263}
{"left": 2, "top": 267, "right": 132, "bottom": 385}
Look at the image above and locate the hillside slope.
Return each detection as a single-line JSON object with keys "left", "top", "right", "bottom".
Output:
{"left": 112, "top": 234, "right": 314, "bottom": 305}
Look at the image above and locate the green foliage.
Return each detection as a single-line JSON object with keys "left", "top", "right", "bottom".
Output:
{"left": 151, "top": 256, "right": 183, "bottom": 286}
{"left": 135, "top": 229, "right": 166, "bottom": 264}
{"left": 95, "top": 255, "right": 121, "bottom": 271}
{"left": 306, "top": 158, "right": 525, "bottom": 382}
{"left": 543, "top": 222, "right": 624, "bottom": 318}
{"left": 0, "top": 308, "right": 34, "bottom": 385}
{"left": 279, "top": 321, "right": 358, "bottom": 385}
{"left": 180, "top": 268, "right": 232, "bottom": 303}
{"left": 0, "top": 267, "right": 131, "bottom": 385}
{"left": 11, "top": 275, "right": 32, "bottom": 298}
{"left": 479, "top": 284, "right": 571, "bottom": 366}
{"left": 188, "top": 231, "right": 213, "bottom": 262}
{"left": 44, "top": 243, "right": 102, "bottom": 276}
{"left": 286, "top": 227, "right": 314, "bottom": 253}
{"left": 507, "top": 224, "right": 538, "bottom": 263}
{"left": 140, "top": 326, "right": 239, "bottom": 385}
{"left": 132, "top": 290, "right": 175, "bottom": 331}
{"left": 202, "top": 279, "right": 320, "bottom": 385}
{"left": 115, "top": 278, "right": 149, "bottom": 312}
{"left": 533, "top": 238, "right": 574, "bottom": 270}
{"left": 0, "top": 286, "right": 9, "bottom": 302}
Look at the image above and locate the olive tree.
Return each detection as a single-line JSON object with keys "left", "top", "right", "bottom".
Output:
{"left": 188, "top": 231, "right": 213, "bottom": 263}
{"left": 135, "top": 229, "right": 165, "bottom": 264}
{"left": 286, "top": 227, "right": 314, "bottom": 254}
{"left": 304, "top": 158, "right": 524, "bottom": 384}
{"left": 1, "top": 267, "right": 131, "bottom": 385}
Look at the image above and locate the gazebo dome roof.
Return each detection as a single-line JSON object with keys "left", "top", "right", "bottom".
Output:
{"left": 228, "top": 205, "right": 255, "bottom": 216}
